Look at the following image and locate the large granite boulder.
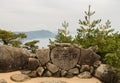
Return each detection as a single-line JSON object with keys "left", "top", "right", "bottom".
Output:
{"left": 50, "top": 43, "right": 80, "bottom": 70}
{"left": 94, "top": 64, "right": 118, "bottom": 83}
{"left": 36, "top": 48, "right": 50, "bottom": 65}
{"left": 78, "top": 48, "right": 101, "bottom": 66}
{"left": 0, "top": 45, "right": 30, "bottom": 72}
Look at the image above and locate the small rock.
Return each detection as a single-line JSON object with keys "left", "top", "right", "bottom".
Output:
{"left": 61, "top": 70, "right": 67, "bottom": 77}
{"left": 93, "top": 61, "right": 101, "bottom": 68}
{"left": 21, "top": 70, "right": 32, "bottom": 75}
{"left": 80, "top": 65, "right": 90, "bottom": 72}
{"left": 76, "top": 64, "right": 81, "bottom": 68}
{"left": 46, "top": 63, "right": 59, "bottom": 73}
{"left": 53, "top": 70, "right": 61, "bottom": 77}
{"left": 68, "top": 68, "right": 79, "bottom": 75}
{"left": 0, "top": 79, "right": 7, "bottom": 83}
{"left": 78, "top": 71, "right": 92, "bottom": 79}
{"left": 65, "top": 72, "right": 74, "bottom": 78}
{"left": 94, "top": 64, "right": 117, "bottom": 83}
{"left": 90, "top": 66, "right": 94, "bottom": 74}
{"left": 37, "top": 67, "right": 44, "bottom": 76}
{"left": 43, "top": 70, "right": 52, "bottom": 77}
{"left": 10, "top": 74, "right": 30, "bottom": 82}
{"left": 27, "top": 71, "right": 38, "bottom": 78}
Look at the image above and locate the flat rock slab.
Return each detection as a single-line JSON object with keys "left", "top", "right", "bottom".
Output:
{"left": 50, "top": 46, "right": 80, "bottom": 70}
{"left": 10, "top": 74, "right": 30, "bottom": 82}
{"left": 40, "top": 80, "right": 67, "bottom": 83}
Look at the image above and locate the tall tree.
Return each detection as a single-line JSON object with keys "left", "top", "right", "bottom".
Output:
{"left": 0, "top": 29, "right": 27, "bottom": 47}
{"left": 74, "top": 5, "right": 118, "bottom": 56}
{"left": 75, "top": 5, "right": 120, "bottom": 82}
{"left": 24, "top": 40, "right": 39, "bottom": 53}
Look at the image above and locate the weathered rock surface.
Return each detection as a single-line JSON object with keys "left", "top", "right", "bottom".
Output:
{"left": 26, "top": 58, "right": 40, "bottom": 70}
{"left": 78, "top": 48, "right": 101, "bottom": 66}
{"left": 0, "top": 79, "right": 7, "bottom": 83}
{"left": 36, "top": 48, "right": 50, "bottom": 65}
{"left": 94, "top": 64, "right": 117, "bottom": 83}
{"left": 78, "top": 71, "right": 92, "bottom": 79}
{"left": 46, "top": 63, "right": 59, "bottom": 73}
{"left": 0, "top": 45, "right": 30, "bottom": 72}
{"left": 10, "top": 74, "right": 30, "bottom": 82}
{"left": 50, "top": 44, "right": 80, "bottom": 70}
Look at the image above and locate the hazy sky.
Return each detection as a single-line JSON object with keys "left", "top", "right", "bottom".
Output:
{"left": 0, "top": 0, "right": 120, "bottom": 32}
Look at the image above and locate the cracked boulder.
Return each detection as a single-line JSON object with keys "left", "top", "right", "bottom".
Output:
{"left": 50, "top": 43, "right": 80, "bottom": 70}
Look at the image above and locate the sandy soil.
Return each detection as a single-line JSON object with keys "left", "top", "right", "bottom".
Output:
{"left": 0, "top": 71, "right": 101, "bottom": 83}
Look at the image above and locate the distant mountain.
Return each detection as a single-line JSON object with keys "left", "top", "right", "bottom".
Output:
{"left": 15, "top": 30, "right": 55, "bottom": 40}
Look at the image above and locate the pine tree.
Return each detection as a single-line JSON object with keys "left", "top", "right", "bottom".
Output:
{"left": 50, "top": 21, "right": 73, "bottom": 44}
{"left": 0, "top": 29, "right": 27, "bottom": 47}
{"left": 75, "top": 5, "right": 101, "bottom": 47}
{"left": 74, "top": 5, "right": 117, "bottom": 56}
{"left": 24, "top": 40, "right": 39, "bottom": 53}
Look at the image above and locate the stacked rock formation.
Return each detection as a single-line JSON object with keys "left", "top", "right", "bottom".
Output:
{"left": 26, "top": 43, "right": 101, "bottom": 78}
{"left": 0, "top": 44, "right": 117, "bottom": 83}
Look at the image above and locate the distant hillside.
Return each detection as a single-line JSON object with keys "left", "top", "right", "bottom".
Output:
{"left": 15, "top": 30, "right": 55, "bottom": 40}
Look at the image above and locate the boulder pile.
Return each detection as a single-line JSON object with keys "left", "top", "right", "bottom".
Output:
{"left": 0, "top": 43, "right": 117, "bottom": 83}
{"left": 22, "top": 43, "right": 101, "bottom": 78}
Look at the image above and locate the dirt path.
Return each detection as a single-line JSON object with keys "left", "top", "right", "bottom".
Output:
{"left": 0, "top": 71, "right": 101, "bottom": 83}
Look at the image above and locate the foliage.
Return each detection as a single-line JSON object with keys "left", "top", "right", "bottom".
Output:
{"left": 74, "top": 5, "right": 120, "bottom": 57}
{"left": 49, "top": 21, "right": 73, "bottom": 44}
{"left": 105, "top": 49, "right": 120, "bottom": 69}
{"left": 24, "top": 40, "right": 39, "bottom": 53}
{"left": 0, "top": 29, "right": 27, "bottom": 47}
{"left": 73, "top": 5, "right": 120, "bottom": 82}
{"left": 104, "top": 33, "right": 120, "bottom": 80}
